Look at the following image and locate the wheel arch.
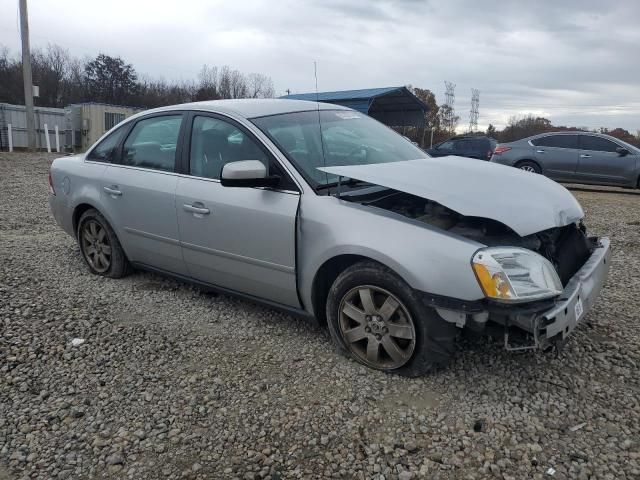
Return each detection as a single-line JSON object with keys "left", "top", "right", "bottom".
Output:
{"left": 72, "top": 203, "right": 99, "bottom": 236}
{"left": 72, "top": 202, "right": 120, "bottom": 245}
{"left": 310, "top": 254, "right": 400, "bottom": 326}
{"left": 514, "top": 158, "right": 542, "bottom": 172}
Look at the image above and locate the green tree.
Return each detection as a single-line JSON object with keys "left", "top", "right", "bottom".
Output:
{"left": 412, "top": 87, "right": 440, "bottom": 131}
{"left": 84, "top": 53, "right": 138, "bottom": 104}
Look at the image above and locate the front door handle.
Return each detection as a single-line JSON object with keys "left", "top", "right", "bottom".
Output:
{"left": 580, "top": 154, "right": 591, "bottom": 158}
{"left": 183, "top": 203, "right": 210, "bottom": 215}
{"left": 536, "top": 149, "right": 545, "bottom": 154}
{"left": 103, "top": 185, "right": 122, "bottom": 196}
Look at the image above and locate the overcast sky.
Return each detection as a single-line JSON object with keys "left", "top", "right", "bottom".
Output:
{"left": 1, "top": 0, "right": 638, "bottom": 131}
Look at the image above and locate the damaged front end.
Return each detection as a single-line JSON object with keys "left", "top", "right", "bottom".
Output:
{"left": 346, "top": 188, "right": 611, "bottom": 351}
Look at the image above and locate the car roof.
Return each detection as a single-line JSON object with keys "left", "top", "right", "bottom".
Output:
{"left": 128, "top": 99, "right": 350, "bottom": 120}
{"left": 451, "top": 135, "right": 488, "bottom": 139}
{"left": 528, "top": 131, "right": 622, "bottom": 143}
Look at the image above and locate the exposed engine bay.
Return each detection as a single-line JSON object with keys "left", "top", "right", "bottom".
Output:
{"left": 351, "top": 189, "right": 596, "bottom": 286}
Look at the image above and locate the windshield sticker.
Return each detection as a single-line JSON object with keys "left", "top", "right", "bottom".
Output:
{"left": 334, "top": 112, "right": 362, "bottom": 120}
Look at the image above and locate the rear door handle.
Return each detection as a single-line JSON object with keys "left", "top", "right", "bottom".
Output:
{"left": 183, "top": 203, "right": 210, "bottom": 215}
{"left": 536, "top": 149, "right": 545, "bottom": 153}
{"left": 580, "top": 154, "right": 591, "bottom": 158}
{"left": 103, "top": 185, "right": 122, "bottom": 196}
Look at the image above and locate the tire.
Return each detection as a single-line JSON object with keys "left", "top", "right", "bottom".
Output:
{"left": 516, "top": 160, "right": 541, "bottom": 174}
{"left": 326, "top": 261, "right": 457, "bottom": 376}
{"left": 77, "top": 208, "right": 131, "bottom": 278}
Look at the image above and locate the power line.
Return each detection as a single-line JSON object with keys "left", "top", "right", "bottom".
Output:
{"left": 469, "top": 88, "right": 479, "bottom": 132}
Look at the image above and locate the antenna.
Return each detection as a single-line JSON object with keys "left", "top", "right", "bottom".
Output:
{"left": 444, "top": 81, "right": 456, "bottom": 135}
{"left": 314, "top": 62, "right": 330, "bottom": 190}
{"left": 469, "top": 88, "right": 480, "bottom": 132}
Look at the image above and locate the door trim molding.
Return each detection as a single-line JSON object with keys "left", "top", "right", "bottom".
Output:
{"left": 180, "top": 240, "right": 295, "bottom": 274}
{"left": 130, "top": 261, "right": 310, "bottom": 318}
{"left": 124, "top": 227, "right": 181, "bottom": 246}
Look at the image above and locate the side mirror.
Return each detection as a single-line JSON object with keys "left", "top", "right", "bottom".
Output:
{"left": 616, "top": 147, "right": 629, "bottom": 156}
{"left": 221, "top": 160, "right": 280, "bottom": 188}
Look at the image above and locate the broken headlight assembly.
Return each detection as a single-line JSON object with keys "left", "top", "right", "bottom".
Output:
{"left": 471, "top": 247, "right": 563, "bottom": 303}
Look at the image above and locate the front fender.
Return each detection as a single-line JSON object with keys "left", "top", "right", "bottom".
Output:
{"left": 297, "top": 195, "right": 485, "bottom": 315}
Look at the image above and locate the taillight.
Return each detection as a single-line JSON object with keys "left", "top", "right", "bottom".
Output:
{"left": 493, "top": 146, "right": 512, "bottom": 155}
{"left": 48, "top": 171, "right": 56, "bottom": 195}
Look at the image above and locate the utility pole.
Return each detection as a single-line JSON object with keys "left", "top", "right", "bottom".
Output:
{"left": 19, "top": 0, "right": 36, "bottom": 151}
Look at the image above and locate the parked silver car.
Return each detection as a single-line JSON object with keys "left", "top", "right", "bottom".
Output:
{"left": 49, "top": 100, "right": 611, "bottom": 376}
{"left": 491, "top": 131, "right": 640, "bottom": 188}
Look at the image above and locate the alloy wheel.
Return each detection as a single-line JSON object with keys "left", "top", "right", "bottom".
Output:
{"left": 520, "top": 165, "right": 537, "bottom": 173}
{"left": 338, "top": 285, "right": 416, "bottom": 370}
{"left": 81, "top": 220, "right": 112, "bottom": 273}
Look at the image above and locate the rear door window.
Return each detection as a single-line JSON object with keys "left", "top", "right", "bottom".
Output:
{"left": 122, "top": 115, "right": 183, "bottom": 172}
{"left": 532, "top": 135, "right": 578, "bottom": 149}
{"left": 579, "top": 135, "right": 618, "bottom": 152}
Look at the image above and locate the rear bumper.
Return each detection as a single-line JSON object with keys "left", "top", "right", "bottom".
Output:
{"left": 49, "top": 194, "right": 75, "bottom": 237}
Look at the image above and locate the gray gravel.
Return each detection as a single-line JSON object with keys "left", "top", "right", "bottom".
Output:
{"left": 1, "top": 152, "right": 639, "bottom": 480}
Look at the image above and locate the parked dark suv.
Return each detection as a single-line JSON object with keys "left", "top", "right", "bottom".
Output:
{"left": 427, "top": 135, "right": 497, "bottom": 160}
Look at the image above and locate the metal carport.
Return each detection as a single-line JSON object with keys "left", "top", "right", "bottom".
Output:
{"left": 281, "top": 86, "right": 428, "bottom": 134}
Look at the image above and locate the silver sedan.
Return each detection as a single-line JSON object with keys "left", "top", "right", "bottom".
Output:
{"left": 49, "top": 100, "right": 611, "bottom": 375}
{"left": 491, "top": 131, "right": 640, "bottom": 188}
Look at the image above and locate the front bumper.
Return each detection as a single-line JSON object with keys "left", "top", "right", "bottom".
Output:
{"left": 538, "top": 236, "right": 611, "bottom": 346}
{"left": 502, "top": 237, "right": 611, "bottom": 349}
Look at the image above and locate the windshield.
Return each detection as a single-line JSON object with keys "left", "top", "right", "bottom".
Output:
{"left": 251, "top": 110, "right": 428, "bottom": 187}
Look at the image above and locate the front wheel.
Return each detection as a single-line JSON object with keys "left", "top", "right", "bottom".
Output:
{"left": 326, "top": 261, "right": 457, "bottom": 376}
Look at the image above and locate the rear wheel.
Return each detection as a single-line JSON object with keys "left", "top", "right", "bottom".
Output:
{"left": 516, "top": 160, "right": 541, "bottom": 174}
{"left": 77, "top": 209, "right": 130, "bottom": 278}
{"left": 326, "top": 261, "right": 457, "bottom": 376}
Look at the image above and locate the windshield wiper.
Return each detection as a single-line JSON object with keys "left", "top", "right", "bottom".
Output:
{"left": 315, "top": 178, "right": 372, "bottom": 191}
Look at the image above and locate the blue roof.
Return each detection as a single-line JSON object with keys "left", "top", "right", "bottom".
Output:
{"left": 281, "top": 86, "right": 428, "bottom": 116}
{"left": 280, "top": 86, "right": 428, "bottom": 127}
{"left": 281, "top": 86, "right": 404, "bottom": 102}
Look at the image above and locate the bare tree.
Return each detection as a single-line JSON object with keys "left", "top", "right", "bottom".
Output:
{"left": 247, "top": 72, "right": 274, "bottom": 98}
{"left": 0, "top": 42, "right": 276, "bottom": 107}
{"left": 229, "top": 69, "right": 247, "bottom": 99}
{"left": 195, "top": 64, "right": 219, "bottom": 100}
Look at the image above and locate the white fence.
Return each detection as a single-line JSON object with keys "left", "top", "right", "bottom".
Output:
{"left": 0, "top": 103, "right": 66, "bottom": 151}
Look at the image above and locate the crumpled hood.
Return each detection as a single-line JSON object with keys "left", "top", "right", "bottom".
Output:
{"left": 319, "top": 156, "right": 584, "bottom": 237}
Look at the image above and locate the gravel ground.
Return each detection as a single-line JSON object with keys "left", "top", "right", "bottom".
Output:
{"left": 1, "top": 152, "right": 639, "bottom": 480}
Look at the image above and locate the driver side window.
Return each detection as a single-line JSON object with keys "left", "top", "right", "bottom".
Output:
{"left": 190, "top": 116, "right": 269, "bottom": 180}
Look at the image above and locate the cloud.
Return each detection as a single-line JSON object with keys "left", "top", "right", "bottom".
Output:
{"left": 0, "top": 0, "right": 638, "bottom": 130}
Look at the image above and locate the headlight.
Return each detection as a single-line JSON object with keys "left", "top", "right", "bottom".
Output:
{"left": 472, "top": 247, "right": 563, "bottom": 303}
